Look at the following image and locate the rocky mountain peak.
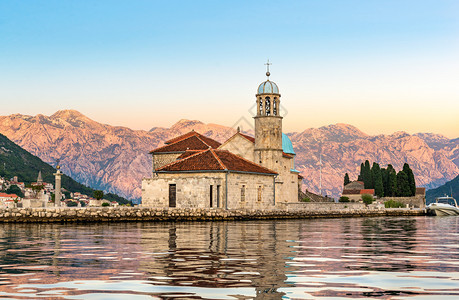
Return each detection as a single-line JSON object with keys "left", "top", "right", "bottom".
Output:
{"left": 50, "top": 110, "right": 98, "bottom": 129}
{"left": 171, "top": 119, "right": 205, "bottom": 130}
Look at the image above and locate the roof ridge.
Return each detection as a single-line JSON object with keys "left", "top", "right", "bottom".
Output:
{"left": 194, "top": 134, "right": 212, "bottom": 148}
{"left": 150, "top": 135, "right": 205, "bottom": 153}
{"left": 164, "top": 131, "right": 198, "bottom": 144}
{"left": 210, "top": 149, "right": 226, "bottom": 170}
{"left": 215, "top": 149, "right": 277, "bottom": 174}
{"left": 156, "top": 149, "right": 207, "bottom": 171}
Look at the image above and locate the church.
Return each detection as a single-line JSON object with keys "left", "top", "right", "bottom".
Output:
{"left": 142, "top": 69, "right": 302, "bottom": 209}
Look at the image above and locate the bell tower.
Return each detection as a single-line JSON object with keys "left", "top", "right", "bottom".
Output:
{"left": 254, "top": 61, "right": 283, "bottom": 172}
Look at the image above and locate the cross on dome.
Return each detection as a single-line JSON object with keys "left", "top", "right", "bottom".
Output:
{"left": 264, "top": 59, "right": 272, "bottom": 79}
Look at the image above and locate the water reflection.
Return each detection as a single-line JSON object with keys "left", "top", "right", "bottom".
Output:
{"left": 0, "top": 217, "right": 457, "bottom": 299}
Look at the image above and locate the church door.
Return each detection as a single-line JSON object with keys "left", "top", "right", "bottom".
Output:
{"left": 169, "top": 184, "right": 176, "bottom": 208}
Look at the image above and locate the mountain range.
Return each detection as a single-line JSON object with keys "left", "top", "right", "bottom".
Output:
{"left": 0, "top": 132, "right": 130, "bottom": 204}
{"left": 425, "top": 175, "right": 459, "bottom": 204}
{"left": 0, "top": 110, "right": 457, "bottom": 201}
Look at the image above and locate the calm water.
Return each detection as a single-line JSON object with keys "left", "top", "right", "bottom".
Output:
{"left": 0, "top": 216, "right": 458, "bottom": 299}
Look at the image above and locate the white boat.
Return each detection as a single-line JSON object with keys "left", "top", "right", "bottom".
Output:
{"left": 426, "top": 196, "right": 459, "bottom": 216}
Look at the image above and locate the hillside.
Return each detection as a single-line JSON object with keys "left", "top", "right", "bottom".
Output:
{"left": 425, "top": 175, "right": 459, "bottom": 204}
{"left": 0, "top": 110, "right": 457, "bottom": 200}
{"left": 0, "top": 133, "right": 130, "bottom": 204}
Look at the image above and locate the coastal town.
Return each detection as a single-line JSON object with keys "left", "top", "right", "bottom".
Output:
{"left": 0, "top": 172, "right": 119, "bottom": 208}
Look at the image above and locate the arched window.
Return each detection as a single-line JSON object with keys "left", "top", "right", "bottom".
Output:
{"left": 241, "top": 185, "right": 246, "bottom": 202}
{"left": 273, "top": 97, "right": 277, "bottom": 115}
{"left": 265, "top": 97, "right": 271, "bottom": 116}
{"left": 259, "top": 98, "right": 263, "bottom": 115}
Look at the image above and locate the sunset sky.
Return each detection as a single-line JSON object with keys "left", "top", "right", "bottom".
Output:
{"left": 1, "top": 0, "right": 458, "bottom": 137}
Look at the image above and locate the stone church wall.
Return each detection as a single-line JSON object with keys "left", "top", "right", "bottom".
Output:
{"left": 153, "top": 153, "right": 182, "bottom": 171}
{"left": 142, "top": 173, "right": 225, "bottom": 208}
{"left": 218, "top": 135, "right": 255, "bottom": 162}
{"left": 226, "top": 173, "right": 275, "bottom": 209}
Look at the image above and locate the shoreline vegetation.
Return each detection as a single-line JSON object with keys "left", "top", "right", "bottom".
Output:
{"left": 0, "top": 206, "right": 425, "bottom": 223}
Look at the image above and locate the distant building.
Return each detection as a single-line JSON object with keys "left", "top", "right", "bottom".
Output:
{"left": 342, "top": 181, "right": 375, "bottom": 201}
{"left": 0, "top": 192, "right": 20, "bottom": 208}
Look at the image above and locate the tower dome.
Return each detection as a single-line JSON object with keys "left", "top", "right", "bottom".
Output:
{"left": 257, "top": 80, "right": 279, "bottom": 95}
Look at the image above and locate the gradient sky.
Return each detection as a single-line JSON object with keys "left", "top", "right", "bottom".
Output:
{"left": 1, "top": 0, "right": 458, "bottom": 137}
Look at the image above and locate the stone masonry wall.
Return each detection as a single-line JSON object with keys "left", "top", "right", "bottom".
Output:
{"left": 153, "top": 153, "right": 181, "bottom": 171}
{"left": 0, "top": 206, "right": 425, "bottom": 223}
{"left": 142, "top": 173, "right": 225, "bottom": 208}
{"left": 380, "top": 195, "right": 426, "bottom": 208}
{"left": 226, "top": 173, "right": 275, "bottom": 209}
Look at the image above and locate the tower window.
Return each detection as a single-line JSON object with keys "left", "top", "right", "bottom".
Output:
{"left": 273, "top": 98, "right": 277, "bottom": 115}
{"left": 265, "top": 97, "right": 271, "bottom": 116}
{"left": 259, "top": 98, "right": 263, "bottom": 115}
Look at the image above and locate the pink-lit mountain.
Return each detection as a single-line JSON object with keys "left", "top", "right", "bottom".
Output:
{"left": 0, "top": 110, "right": 457, "bottom": 200}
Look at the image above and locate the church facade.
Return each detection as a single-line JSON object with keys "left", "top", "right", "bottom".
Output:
{"left": 142, "top": 71, "right": 302, "bottom": 209}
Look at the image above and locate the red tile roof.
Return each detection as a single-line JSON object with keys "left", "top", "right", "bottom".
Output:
{"left": 0, "top": 193, "right": 19, "bottom": 198}
{"left": 360, "top": 189, "right": 375, "bottom": 195}
{"left": 150, "top": 134, "right": 221, "bottom": 154}
{"left": 164, "top": 131, "right": 221, "bottom": 148}
{"left": 342, "top": 189, "right": 361, "bottom": 195}
{"left": 157, "top": 149, "right": 277, "bottom": 175}
{"left": 176, "top": 150, "right": 204, "bottom": 159}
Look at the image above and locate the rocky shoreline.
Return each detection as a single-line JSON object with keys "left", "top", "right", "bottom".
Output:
{"left": 0, "top": 206, "right": 426, "bottom": 223}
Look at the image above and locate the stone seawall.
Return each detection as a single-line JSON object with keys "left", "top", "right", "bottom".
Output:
{"left": 0, "top": 206, "right": 425, "bottom": 223}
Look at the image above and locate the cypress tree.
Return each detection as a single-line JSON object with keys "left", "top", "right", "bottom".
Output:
{"left": 372, "top": 162, "right": 384, "bottom": 197}
{"left": 381, "top": 167, "right": 388, "bottom": 195}
{"left": 386, "top": 164, "right": 397, "bottom": 197}
{"left": 403, "top": 163, "right": 416, "bottom": 196}
{"left": 359, "top": 163, "right": 364, "bottom": 182}
{"left": 364, "top": 160, "right": 372, "bottom": 189}
{"left": 344, "top": 173, "right": 350, "bottom": 186}
{"left": 396, "top": 170, "right": 410, "bottom": 196}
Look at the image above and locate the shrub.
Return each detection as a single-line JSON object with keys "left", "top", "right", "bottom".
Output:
{"left": 101, "top": 202, "right": 110, "bottom": 207}
{"left": 301, "top": 197, "right": 311, "bottom": 202}
{"left": 362, "top": 194, "right": 373, "bottom": 205}
{"left": 384, "top": 199, "right": 404, "bottom": 208}
{"left": 67, "top": 201, "right": 78, "bottom": 207}
{"left": 79, "top": 200, "right": 86, "bottom": 207}
{"left": 339, "top": 196, "right": 350, "bottom": 203}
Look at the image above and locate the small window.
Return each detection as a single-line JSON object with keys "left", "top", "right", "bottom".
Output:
{"left": 241, "top": 185, "right": 246, "bottom": 202}
{"left": 257, "top": 186, "right": 263, "bottom": 202}
{"left": 209, "top": 185, "right": 213, "bottom": 208}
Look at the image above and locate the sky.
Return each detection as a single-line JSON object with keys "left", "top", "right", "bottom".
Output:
{"left": 0, "top": 0, "right": 458, "bottom": 138}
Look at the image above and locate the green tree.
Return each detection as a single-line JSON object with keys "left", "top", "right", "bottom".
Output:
{"left": 371, "top": 162, "right": 384, "bottom": 197}
{"left": 101, "top": 202, "right": 110, "bottom": 207}
{"left": 362, "top": 194, "right": 374, "bottom": 205}
{"left": 363, "top": 160, "right": 373, "bottom": 189}
{"left": 403, "top": 163, "right": 416, "bottom": 196}
{"left": 359, "top": 163, "right": 364, "bottom": 181}
{"left": 67, "top": 201, "right": 78, "bottom": 207}
{"left": 6, "top": 184, "right": 24, "bottom": 198}
{"left": 344, "top": 173, "right": 350, "bottom": 186}
{"left": 31, "top": 185, "right": 44, "bottom": 198}
{"left": 93, "top": 190, "right": 104, "bottom": 200}
{"left": 396, "top": 170, "right": 410, "bottom": 196}
{"left": 386, "top": 165, "right": 397, "bottom": 197}
{"left": 339, "top": 196, "right": 350, "bottom": 202}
